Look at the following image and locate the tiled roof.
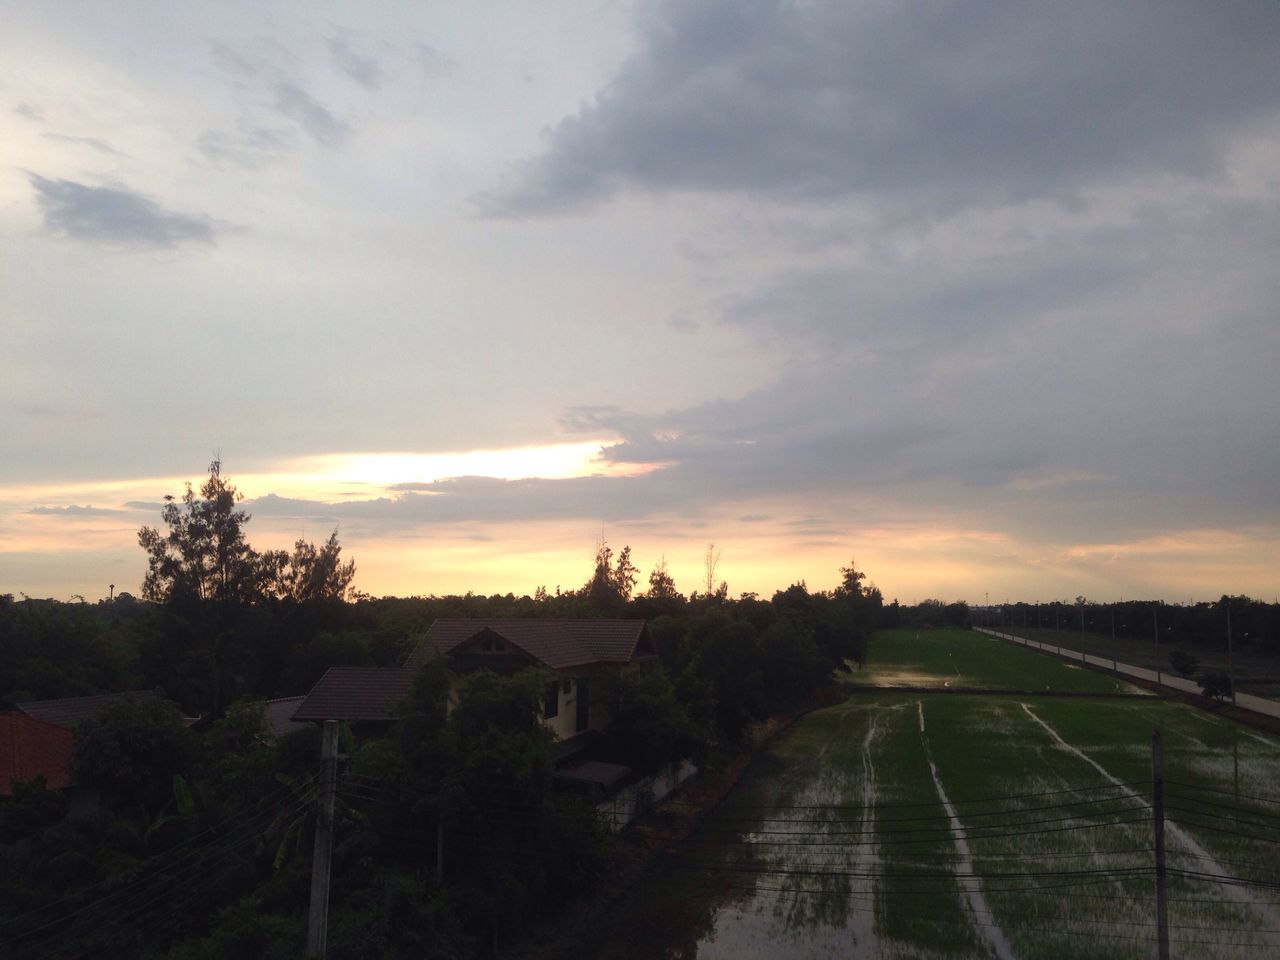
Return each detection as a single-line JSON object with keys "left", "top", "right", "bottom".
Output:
{"left": 1, "top": 712, "right": 75, "bottom": 795}
{"left": 406, "top": 619, "right": 653, "bottom": 672}
{"left": 14, "top": 691, "right": 166, "bottom": 730}
{"left": 262, "top": 697, "right": 309, "bottom": 738}
{"left": 290, "top": 667, "right": 415, "bottom": 722}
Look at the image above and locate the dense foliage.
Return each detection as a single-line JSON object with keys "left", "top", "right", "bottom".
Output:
{"left": 19, "top": 463, "right": 1279, "bottom": 956}
{"left": 2, "top": 464, "right": 890, "bottom": 958}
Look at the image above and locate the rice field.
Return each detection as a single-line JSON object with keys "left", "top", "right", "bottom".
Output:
{"left": 591, "top": 630, "right": 1280, "bottom": 959}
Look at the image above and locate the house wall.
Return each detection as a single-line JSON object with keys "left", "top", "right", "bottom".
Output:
{"left": 445, "top": 671, "right": 600, "bottom": 741}
{"left": 541, "top": 666, "right": 617, "bottom": 740}
{"left": 542, "top": 679, "right": 579, "bottom": 741}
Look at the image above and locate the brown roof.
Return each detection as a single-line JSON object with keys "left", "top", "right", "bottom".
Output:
{"left": 15, "top": 691, "right": 167, "bottom": 730}
{"left": 262, "top": 697, "right": 310, "bottom": 738}
{"left": 290, "top": 668, "right": 415, "bottom": 722}
{"left": 406, "top": 619, "right": 654, "bottom": 672}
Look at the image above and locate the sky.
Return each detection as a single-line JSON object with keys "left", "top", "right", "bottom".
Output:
{"left": 2, "top": 0, "right": 1279, "bottom": 606}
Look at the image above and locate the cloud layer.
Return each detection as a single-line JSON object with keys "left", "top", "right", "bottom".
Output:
{"left": 493, "top": 0, "right": 1280, "bottom": 214}
{"left": 28, "top": 175, "right": 218, "bottom": 247}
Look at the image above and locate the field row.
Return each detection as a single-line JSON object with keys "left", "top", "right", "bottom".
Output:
{"left": 598, "top": 631, "right": 1280, "bottom": 959}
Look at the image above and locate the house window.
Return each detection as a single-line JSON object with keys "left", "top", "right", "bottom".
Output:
{"left": 544, "top": 681, "right": 559, "bottom": 719}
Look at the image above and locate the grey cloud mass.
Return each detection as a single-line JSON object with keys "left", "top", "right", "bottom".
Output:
{"left": 491, "top": 0, "right": 1280, "bottom": 215}
{"left": 28, "top": 504, "right": 125, "bottom": 516}
{"left": 273, "top": 82, "right": 350, "bottom": 148}
{"left": 5, "top": 2, "right": 1278, "bottom": 601}
{"left": 28, "top": 174, "right": 218, "bottom": 247}
{"left": 328, "top": 35, "right": 384, "bottom": 90}
{"left": 413, "top": 43, "right": 455, "bottom": 80}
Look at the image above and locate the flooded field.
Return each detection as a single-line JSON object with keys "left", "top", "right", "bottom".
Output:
{"left": 588, "top": 632, "right": 1280, "bottom": 959}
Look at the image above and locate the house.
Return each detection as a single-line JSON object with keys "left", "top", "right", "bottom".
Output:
{"left": 1, "top": 690, "right": 180, "bottom": 796}
{"left": 1, "top": 712, "right": 74, "bottom": 795}
{"left": 289, "top": 619, "right": 656, "bottom": 740}
{"left": 290, "top": 667, "right": 418, "bottom": 725}
{"left": 286, "top": 620, "right": 676, "bottom": 818}
{"left": 404, "top": 619, "right": 657, "bottom": 740}
{"left": 261, "top": 696, "right": 311, "bottom": 739}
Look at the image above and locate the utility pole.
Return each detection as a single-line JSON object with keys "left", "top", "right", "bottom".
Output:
{"left": 1111, "top": 607, "right": 1117, "bottom": 672}
{"left": 308, "top": 720, "right": 339, "bottom": 958}
{"left": 1153, "top": 603, "right": 1162, "bottom": 687}
{"left": 1152, "top": 729, "right": 1170, "bottom": 960}
{"left": 436, "top": 801, "right": 444, "bottom": 881}
{"left": 1227, "top": 602, "right": 1236, "bottom": 707}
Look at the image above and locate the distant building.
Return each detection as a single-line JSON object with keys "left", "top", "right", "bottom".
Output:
{"left": 291, "top": 618, "right": 656, "bottom": 738}
{"left": 405, "top": 619, "right": 657, "bottom": 739}
{"left": 1, "top": 691, "right": 181, "bottom": 795}
{"left": 0, "top": 712, "right": 74, "bottom": 795}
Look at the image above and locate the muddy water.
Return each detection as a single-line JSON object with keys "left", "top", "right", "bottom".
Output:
{"left": 586, "top": 708, "right": 891, "bottom": 960}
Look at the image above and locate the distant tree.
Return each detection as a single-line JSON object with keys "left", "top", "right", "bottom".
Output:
{"left": 584, "top": 539, "right": 637, "bottom": 614}
{"left": 612, "top": 545, "right": 638, "bottom": 601}
{"left": 1199, "top": 672, "right": 1232, "bottom": 704}
{"left": 837, "top": 559, "right": 866, "bottom": 598}
{"left": 140, "top": 461, "right": 357, "bottom": 608}
{"left": 604, "top": 665, "right": 703, "bottom": 775}
{"left": 693, "top": 614, "right": 766, "bottom": 743}
{"left": 646, "top": 558, "right": 678, "bottom": 600}
{"left": 703, "top": 543, "right": 722, "bottom": 595}
{"left": 761, "top": 617, "right": 828, "bottom": 709}
{"left": 72, "top": 696, "right": 193, "bottom": 812}
{"left": 1169, "top": 648, "right": 1200, "bottom": 679}
{"left": 138, "top": 460, "right": 262, "bottom": 606}
{"left": 263, "top": 530, "right": 356, "bottom": 603}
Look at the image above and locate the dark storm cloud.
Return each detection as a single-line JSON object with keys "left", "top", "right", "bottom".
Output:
{"left": 273, "top": 82, "right": 350, "bottom": 148}
{"left": 28, "top": 174, "right": 218, "bottom": 247}
{"left": 725, "top": 248, "right": 1127, "bottom": 350}
{"left": 489, "top": 0, "right": 1280, "bottom": 215}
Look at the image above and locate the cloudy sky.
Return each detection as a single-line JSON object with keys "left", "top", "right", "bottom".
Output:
{"left": 3, "top": 0, "right": 1278, "bottom": 604}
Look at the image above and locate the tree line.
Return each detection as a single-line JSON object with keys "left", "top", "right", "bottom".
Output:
{"left": 2, "top": 461, "right": 886, "bottom": 959}
{"left": 984, "top": 597, "right": 1280, "bottom": 655}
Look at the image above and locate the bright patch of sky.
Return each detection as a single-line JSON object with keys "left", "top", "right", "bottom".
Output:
{"left": 2, "top": 1, "right": 1279, "bottom": 604}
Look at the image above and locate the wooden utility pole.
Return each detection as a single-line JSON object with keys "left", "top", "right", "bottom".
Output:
{"left": 1227, "top": 603, "right": 1237, "bottom": 707}
{"left": 308, "top": 720, "right": 339, "bottom": 958}
{"left": 436, "top": 803, "right": 444, "bottom": 881}
{"left": 1152, "top": 729, "right": 1169, "bottom": 960}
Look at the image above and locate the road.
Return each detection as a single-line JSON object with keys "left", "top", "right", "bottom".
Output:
{"left": 976, "top": 627, "right": 1280, "bottom": 721}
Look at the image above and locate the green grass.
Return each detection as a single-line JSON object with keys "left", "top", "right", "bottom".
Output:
{"left": 853, "top": 628, "right": 1137, "bottom": 694}
{"left": 593, "top": 632, "right": 1280, "bottom": 959}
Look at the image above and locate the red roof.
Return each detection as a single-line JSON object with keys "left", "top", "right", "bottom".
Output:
{"left": 406, "top": 619, "right": 655, "bottom": 672}
{"left": 1, "top": 712, "right": 75, "bottom": 795}
{"left": 290, "top": 668, "right": 416, "bottom": 722}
